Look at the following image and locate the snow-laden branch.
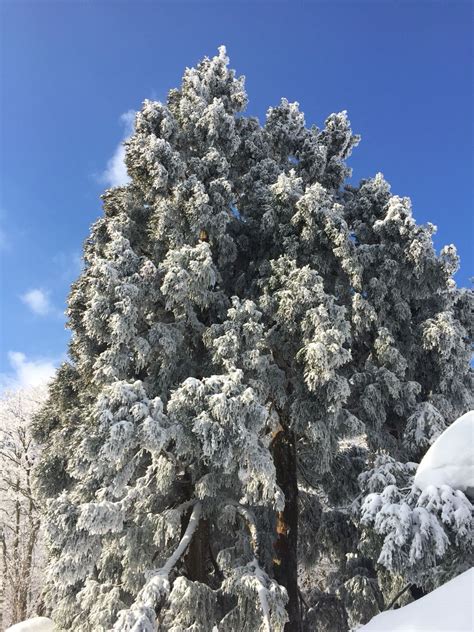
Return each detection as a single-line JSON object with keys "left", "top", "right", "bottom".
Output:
{"left": 224, "top": 502, "right": 273, "bottom": 632}
{"left": 250, "top": 558, "right": 272, "bottom": 632}
{"left": 158, "top": 500, "right": 201, "bottom": 579}
{"left": 138, "top": 500, "right": 201, "bottom": 603}
{"left": 230, "top": 502, "right": 259, "bottom": 556}
{"left": 113, "top": 501, "right": 202, "bottom": 630}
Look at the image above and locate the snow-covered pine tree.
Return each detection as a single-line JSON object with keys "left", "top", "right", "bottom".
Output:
{"left": 32, "top": 47, "right": 473, "bottom": 631}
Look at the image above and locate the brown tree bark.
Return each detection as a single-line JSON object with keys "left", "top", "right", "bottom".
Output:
{"left": 272, "top": 426, "right": 301, "bottom": 632}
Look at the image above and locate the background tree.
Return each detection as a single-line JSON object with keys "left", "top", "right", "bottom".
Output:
{"left": 0, "top": 386, "right": 47, "bottom": 630}
{"left": 32, "top": 48, "right": 473, "bottom": 632}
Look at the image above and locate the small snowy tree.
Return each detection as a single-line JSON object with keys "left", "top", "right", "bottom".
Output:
{"left": 0, "top": 387, "right": 47, "bottom": 629}
{"left": 355, "top": 411, "right": 473, "bottom": 620}
{"left": 33, "top": 48, "right": 473, "bottom": 631}
{"left": 358, "top": 454, "right": 472, "bottom": 587}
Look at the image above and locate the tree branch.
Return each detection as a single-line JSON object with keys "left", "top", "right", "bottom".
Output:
{"left": 250, "top": 558, "right": 272, "bottom": 632}
{"left": 114, "top": 500, "right": 202, "bottom": 631}
{"left": 385, "top": 583, "right": 413, "bottom": 610}
{"left": 160, "top": 500, "right": 202, "bottom": 578}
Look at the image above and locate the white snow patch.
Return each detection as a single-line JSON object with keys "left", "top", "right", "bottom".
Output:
{"left": 357, "top": 568, "right": 473, "bottom": 631}
{"left": 6, "top": 618, "right": 54, "bottom": 632}
{"left": 414, "top": 410, "right": 474, "bottom": 493}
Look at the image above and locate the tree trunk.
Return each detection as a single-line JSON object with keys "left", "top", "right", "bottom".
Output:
{"left": 1, "top": 531, "right": 7, "bottom": 630}
{"left": 12, "top": 481, "right": 21, "bottom": 624}
{"left": 18, "top": 472, "right": 39, "bottom": 622}
{"left": 184, "top": 516, "right": 209, "bottom": 583}
{"left": 272, "top": 427, "right": 301, "bottom": 632}
{"left": 0, "top": 566, "right": 3, "bottom": 632}
{"left": 18, "top": 519, "right": 39, "bottom": 621}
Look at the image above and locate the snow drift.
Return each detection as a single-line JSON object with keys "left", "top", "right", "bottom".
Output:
{"left": 358, "top": 567, "right": 473, "bottom": 631}
{"left": 5, "top": 618, "right": 53, "bottom": 632}
{"left": 414, "top": 410, "right": 474, "bottom": 493}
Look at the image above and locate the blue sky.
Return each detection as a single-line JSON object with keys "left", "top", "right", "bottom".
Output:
{"left": 0, "top": 1, "right": 472, "bottom": 389}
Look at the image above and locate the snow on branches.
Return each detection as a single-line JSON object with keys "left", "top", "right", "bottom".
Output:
{"left": 32, "top": 46, "right": 473, "bottom": 632}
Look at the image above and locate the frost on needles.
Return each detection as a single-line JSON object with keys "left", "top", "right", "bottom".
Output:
{"left": 32, "top": 47, "right": 473, "bottom": 632}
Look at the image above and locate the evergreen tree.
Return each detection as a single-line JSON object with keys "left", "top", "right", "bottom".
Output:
{"left": 33, "top": 47, "right": 473, "bottom": 631}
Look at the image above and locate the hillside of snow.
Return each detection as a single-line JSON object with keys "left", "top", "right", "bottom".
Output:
{"left": 357, "top": 567, "right": 473, "bottom": 631}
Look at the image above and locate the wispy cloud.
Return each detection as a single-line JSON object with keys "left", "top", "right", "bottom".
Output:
{"left": 21, "top": 288, "right": 54, "bottom": 316}
{"left": 100, "top": 110, "right": 136, "bottom": 188}
{"left": 0, "top": 351, "right": 57, "bottom": 392}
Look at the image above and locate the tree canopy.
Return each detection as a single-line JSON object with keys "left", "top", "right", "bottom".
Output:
{"left": 33, "top": 47, "right": 473, "bottom": 632}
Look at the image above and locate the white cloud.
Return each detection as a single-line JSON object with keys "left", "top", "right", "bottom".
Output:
{"left": 1, "top": 351, "right": 56, "bottom": 392}
{"left": 120, "top": 110, "right": 136, "bottom": 136}
{"left": 100, "top": 110, "right": 136, "bottom": 188}
{"left": 102, "top": 144, "right": 130, "bottom": 188}
{"left": 21, "top": 288, "right": 53, "bottom": 316}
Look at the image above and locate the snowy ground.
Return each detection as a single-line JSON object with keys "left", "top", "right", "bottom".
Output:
{"left": 357, "top": 567, "right": 473, "bottom": 631}
{"left": 5, "top": 618, "right": 53, "bottom": 632}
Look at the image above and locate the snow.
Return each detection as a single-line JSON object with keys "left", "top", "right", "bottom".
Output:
{"left": 357, "top": 568, "right": 473, "bottom": 631}
{"left": 414, "top": 410, "right": 474, "bottom": 493}
{"left": 5, "top": 618, "right": 54, "bottom": 632}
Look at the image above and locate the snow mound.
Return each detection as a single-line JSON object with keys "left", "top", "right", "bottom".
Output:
{"left": 358, "top": 568, "right": 473, "bottom": 631}
{"left": 414, "top": 410, "right": 474, "bottom": 493}
{"left": 5, "top": 618, "right": 54, "bottom": 632}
